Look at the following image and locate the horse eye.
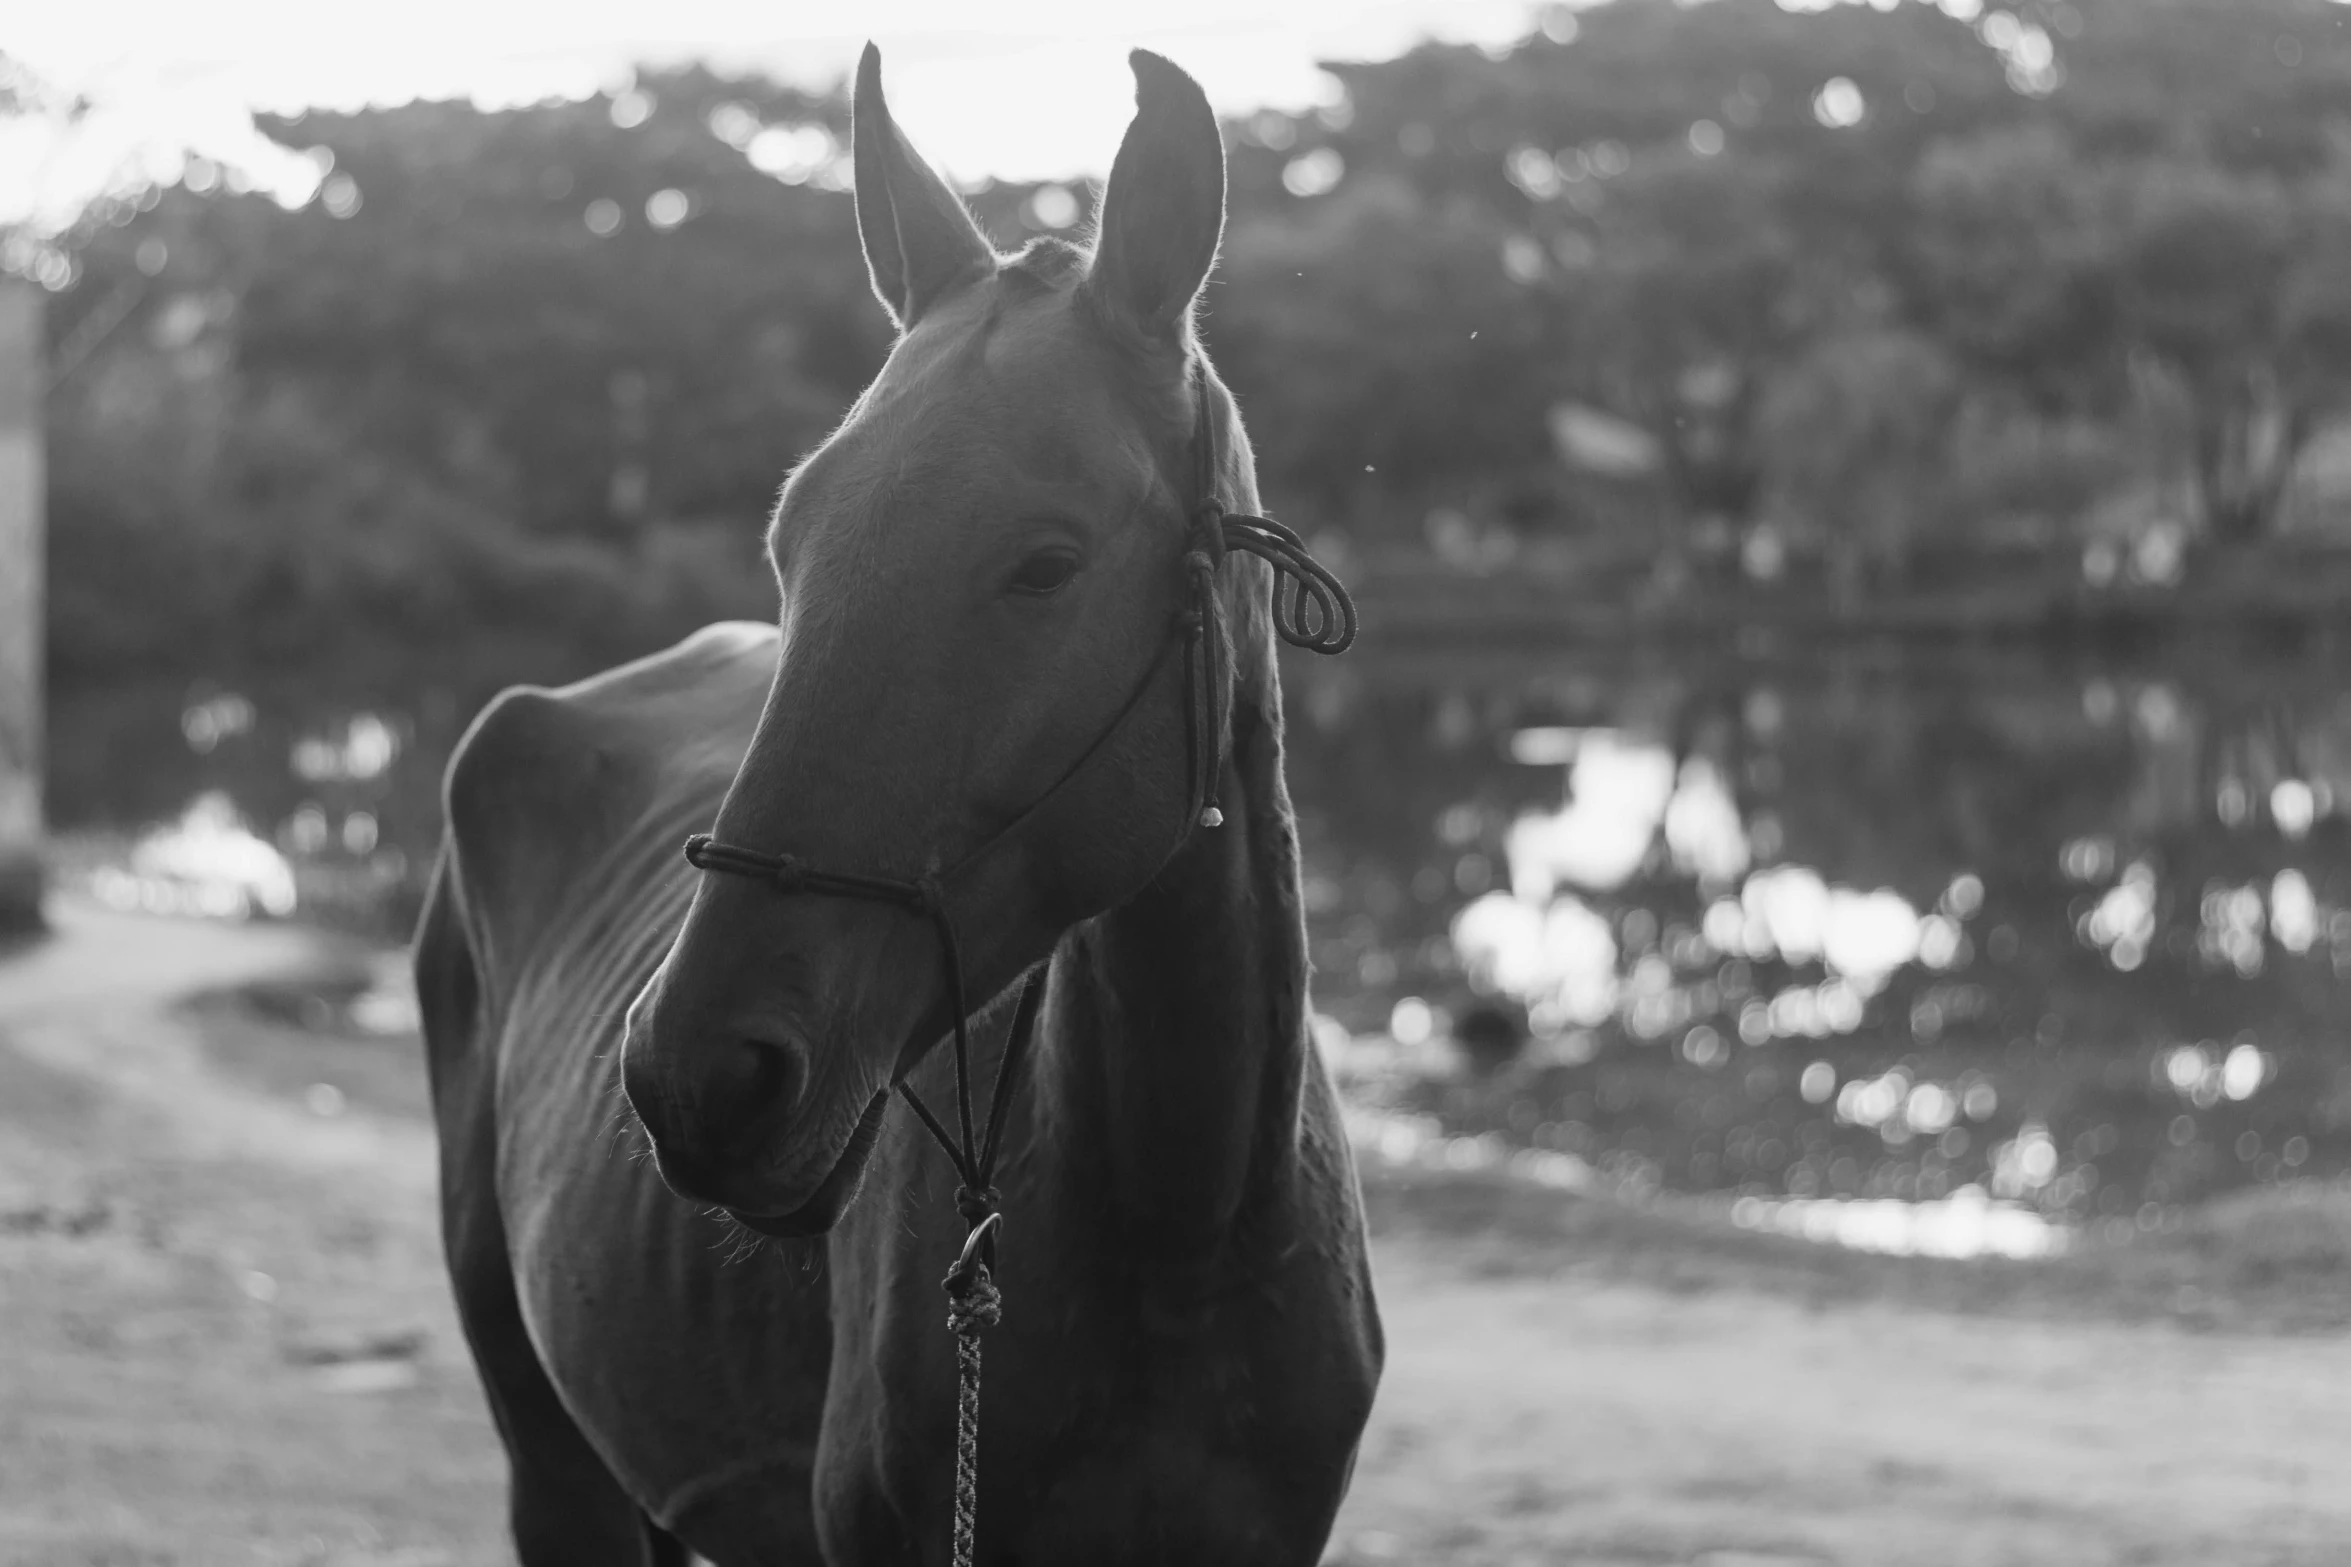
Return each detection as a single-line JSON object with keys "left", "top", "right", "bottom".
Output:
{"left": 1008, "top": 548, "right": 1080, "bottom": 596}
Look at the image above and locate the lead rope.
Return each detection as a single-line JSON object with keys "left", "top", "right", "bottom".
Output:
{"left": 853, "top": 885, "right": 1037, "bottom": 1567}
{"left": 897, "top": 909, "right": 1041, "bottom": 1567}
{"left": 943, "top": 1211, "right": 999, "bottom": 1567}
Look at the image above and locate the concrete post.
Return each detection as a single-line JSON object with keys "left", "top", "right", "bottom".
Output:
{"left": 0, "top": 283, "right": 45, "bottom": 933}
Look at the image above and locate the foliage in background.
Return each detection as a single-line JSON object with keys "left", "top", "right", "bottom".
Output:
{"left": 7, "top": 0, "right": 2351, "bottom": 859}
{"left": 1231, "top": 0, "right": 2351, "bottom": 567}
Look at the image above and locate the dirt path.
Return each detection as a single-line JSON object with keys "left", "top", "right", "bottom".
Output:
{"left": 0, "top": 903, "right": 500, "bottom": 1567}
{"left": 3, "top": 903, "right": 2348, "bottom": 1566}
{"left": 1344, "top": 1260, "right": 2351, "bottom": 1567}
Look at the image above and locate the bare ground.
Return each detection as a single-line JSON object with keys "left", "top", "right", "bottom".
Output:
{"left": 2, "top": 902, "right": 2346, "bottom": 1567}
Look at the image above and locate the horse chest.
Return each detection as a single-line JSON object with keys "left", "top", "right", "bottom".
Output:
{"left": 496, "top": 1005, "right": 836, "bottom": 1534}
{"left": 815, "top": 1200, "right": 1379, "bottom": 1566}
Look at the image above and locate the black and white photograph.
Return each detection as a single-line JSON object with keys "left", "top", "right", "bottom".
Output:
{"left": 3, "top": 1, "right": 2349, "bottom": 1562}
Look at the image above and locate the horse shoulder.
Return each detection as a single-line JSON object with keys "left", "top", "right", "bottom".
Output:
{"left": 440, "top": 620, "right": 778, "bottom": 1003}
{"left": 440, "top": 680, "right": 627, "bottom": 1005}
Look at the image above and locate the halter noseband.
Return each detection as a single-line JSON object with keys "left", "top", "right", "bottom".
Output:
{"left": 677, "top": 359, "right": 1355, "bottom": 1564}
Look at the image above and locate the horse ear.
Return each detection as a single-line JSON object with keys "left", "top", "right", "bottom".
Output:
{"left": 853, "top": 43, "right": 996, "bottom": 329}
{"left": 1086, "top": 50, "right": 1226, "bottom": 343}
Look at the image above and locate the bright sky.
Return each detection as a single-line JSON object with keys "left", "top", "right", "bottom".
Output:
{"left": 3, "top": 0, "right": 1555, "bottom": 232}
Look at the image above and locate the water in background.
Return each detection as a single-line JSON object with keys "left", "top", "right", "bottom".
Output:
{"left": 63, "top": 637, "right": 2351, "bottom": 1247}
{"left": 1282, "top": 638, "right": 2351, "bottom": 1246}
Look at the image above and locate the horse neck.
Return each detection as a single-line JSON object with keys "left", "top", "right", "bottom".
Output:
{"left": 1035, "top": 685, "right": 1311, "bottom": 1262}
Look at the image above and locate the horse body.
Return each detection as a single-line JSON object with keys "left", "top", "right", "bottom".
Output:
{"left": 418, "top": 46, "right": 1381, "bottom": 1566}
{"left": 423, "top": 613, "right": 1377, "bottom": 1562}
{"left": 421, "top": 622, "right": 834, "bottom": 1551}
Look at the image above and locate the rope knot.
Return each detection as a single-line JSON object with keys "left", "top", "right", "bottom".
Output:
{"left": 1188, "top": 504, "right": 1229, "bottom": 563}
{"left": 944, "top": 1265, "right": 1002, "bottom": 1337}
{"left": 943, "top": 1208, "right": 1004, "bottom": 1336}
{"left": 911, "top": 876, "right": 947, "bottom": 917}
{"left": 765, "top": 854, "right": 806, "bottom": 893}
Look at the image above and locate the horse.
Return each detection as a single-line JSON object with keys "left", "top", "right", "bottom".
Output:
{"left": 414, "top": 45, "right": 1383, "bottom": 1565}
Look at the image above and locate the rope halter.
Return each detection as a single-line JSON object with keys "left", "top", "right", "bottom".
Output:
{"left": 678, "top": 358, "right": 1356, "bottom": 1567}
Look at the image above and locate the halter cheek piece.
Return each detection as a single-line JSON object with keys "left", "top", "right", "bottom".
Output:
{"left": 678, "top": 361, "right": 1355, "bottom": 1565}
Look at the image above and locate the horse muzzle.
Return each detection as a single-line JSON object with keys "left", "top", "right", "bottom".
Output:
{"left": 619, "top": 966, "right": 885, "bottom": 1228}
{"left": 715, "top": 1089, "right": 893, "bottom": 1237}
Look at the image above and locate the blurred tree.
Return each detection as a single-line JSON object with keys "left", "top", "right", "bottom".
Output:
{"left": 1908, "top": 125, "right": 2122, "bottom": 412}
{"left": 2058, "top": 0, "right": 2351, "bottom": 176}
{"left": 1912, "top": 126, "right": 2351, "bottom": 541}
{"left": 1226, "top": 0, "right": 2020, "bottom": 539}
{"left": 43, "top": 68, "right": 861, "bottom": 839}
{"left": 25, "top": 0, "right": 2351, "bottom": 872}
{"left": 1214, "top": 173, "right": 1553, "bottom": 530}
{"left": 2113, "top": 158, "right": 2298, "bottom": 541}
{"left": 44, "top": 278, "right": 777, "bottom": 840}
{"left": 1558, "top": 151, "right": 1801, "bottom": 529}
{"left": 2276, "top": 142, "right": 2351, "bottom": 512}
{"left": 236, "top": 68, "right": 881, "bottom": 535}
{"left": 1754, "top": 328, "right": 1963, "bottom": 598}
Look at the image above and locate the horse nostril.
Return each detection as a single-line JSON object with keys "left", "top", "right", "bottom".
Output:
{"left": 736, "top": 1036, "right": 805, "bottom": 1121}
{"left": 622, "top": 1015, "right": 812, "bottom": 1180}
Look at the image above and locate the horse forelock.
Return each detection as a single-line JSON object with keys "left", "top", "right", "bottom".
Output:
{"left": 1000, "top": 234, "right": 1089, "bottom": 293}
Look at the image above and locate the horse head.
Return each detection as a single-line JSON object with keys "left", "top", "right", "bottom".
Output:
{"left": 621, "top": 47, "right": 1280, "bottom": 1235}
